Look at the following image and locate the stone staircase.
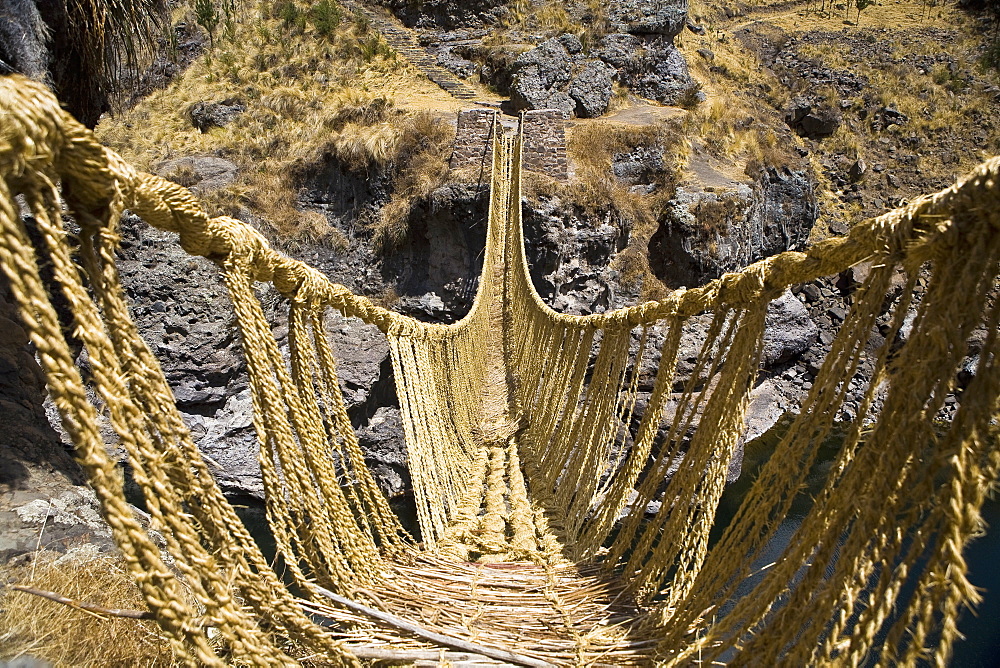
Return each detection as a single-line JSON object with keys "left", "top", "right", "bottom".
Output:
{"left": 344, "top": 1, "right": 480, "bottom": 100}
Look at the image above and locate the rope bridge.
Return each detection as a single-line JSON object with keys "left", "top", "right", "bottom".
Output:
{"left": 2, "top": 74, "right": 999, "bottom": 666}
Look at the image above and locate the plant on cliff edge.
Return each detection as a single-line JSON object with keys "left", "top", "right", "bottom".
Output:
{"left": 194, "top": 0, "right": 219, "bottom": 48}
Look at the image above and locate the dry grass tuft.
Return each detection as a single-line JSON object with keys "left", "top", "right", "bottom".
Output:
{"left": 371, "top": 111, "right": 455, "bottom": 252}
{"left": 541, "top": 121, "right": 686, "bottom": 300}
{"left": 97, "top": 0, "right": 411, "bottom": 246}
{"left": 0, "top": 551, "right": 175, "bottom": 667}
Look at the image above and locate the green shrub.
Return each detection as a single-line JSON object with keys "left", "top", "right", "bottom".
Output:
{"left": 275, "top": 1, "right": 304, "bottom": 32}
{"left": 194, "top": 0, "right": 220, "bottom": 47}
{"left": 360, "top": 33, "right": 393, "bottom": 61}
{"left": 982, "top": 40, "right": 1000, "bottom": 73}
{"left": 309, "top": 0, "right": 342, "bottom": 39}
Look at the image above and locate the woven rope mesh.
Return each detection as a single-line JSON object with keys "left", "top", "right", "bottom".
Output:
{"left": 2, "top": 75, "right": 999, "bottom": 666}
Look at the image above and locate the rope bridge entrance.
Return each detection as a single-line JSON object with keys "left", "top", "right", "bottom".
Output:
{"left": 2, "top": 74, "right": 999, "bottom": 666}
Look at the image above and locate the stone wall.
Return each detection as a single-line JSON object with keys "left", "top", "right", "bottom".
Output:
{"left": 520, "top": 109, "right": 568, "bottom": 180}
{"left": 451, "top": 108, "right": 569, "bottom": 180}
{"left": 450, "top": 108, "right": 497, "bottom": 171}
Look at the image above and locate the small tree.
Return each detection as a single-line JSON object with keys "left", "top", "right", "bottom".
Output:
{"left": 194, "top": 0, "right": 219, "bottom": 48}
{"left": 855, "top": 0, "right": 876, "bottom": 24}
{"left": 309, "top": 0, "right": 343, "bottom": 39}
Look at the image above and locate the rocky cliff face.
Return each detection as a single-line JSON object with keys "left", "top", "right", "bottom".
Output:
{"left": 0, "top": 274, "right": 113, "bottom": 561}
{"left": 649, "top": 165, "right": 817, "bottom": 288}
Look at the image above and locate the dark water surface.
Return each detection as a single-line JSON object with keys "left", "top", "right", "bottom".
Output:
{"left": 711, "top": 422, "right": 1000, "bottom": 667}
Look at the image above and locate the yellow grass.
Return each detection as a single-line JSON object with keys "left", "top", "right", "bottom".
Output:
{"left": 371, "top": 111, "right": 455, "bottom": 252}
{"left": 557, "top": 121, "right": 686, "bottom": 300}
{"left": 0, "top": 550, "right": 176, "bottom": 667}
{"left": 96, "top": 0, "right": 441, "bottom": 245}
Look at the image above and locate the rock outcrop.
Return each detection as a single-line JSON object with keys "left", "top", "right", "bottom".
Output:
{"left": 608, "top": 0, "right": 689, "bottom": 38}
{"left": 154, "top": 155, "right": 238, "bottom": 193}
{"left": 509, "top": 36, "right": 616, "bottom": 118}
{"left": 506, "top": 26, "right": 697, "bottom": 115}
{"left": 0, "top": 273, "right": 114, "bottom": 561}
{"left": 602, "top": 34, "right": 696, "bottom": 105}
{"left": 379, "top": 0, "right": 508, "bottom": 29}
{"left": 649, "top": 166, "right": 817, "bottom": 288}
{"left": 188, "top": 98, "right": 245, "bottom": 132}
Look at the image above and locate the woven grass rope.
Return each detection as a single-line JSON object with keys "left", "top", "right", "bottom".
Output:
{"left": 2, "top": 74, "right": 999, "bottom": 666}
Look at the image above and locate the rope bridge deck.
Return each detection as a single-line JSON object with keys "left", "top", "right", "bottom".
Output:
{"left": 2, "top": 74, "right": 1000, "bottom": 666}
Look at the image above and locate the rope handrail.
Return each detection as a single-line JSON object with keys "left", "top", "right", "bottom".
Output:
{"left": 3, "top": 73, "right": 1000, "bottom": 666}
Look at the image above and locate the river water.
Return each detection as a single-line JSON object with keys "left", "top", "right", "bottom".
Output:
{"left": 711, "top": 422, "right": 1000, "bottom": 666}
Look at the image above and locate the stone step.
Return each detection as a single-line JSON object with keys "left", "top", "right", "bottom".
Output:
{"left": 343, "top": 0, "right": 481, "bottom": 101}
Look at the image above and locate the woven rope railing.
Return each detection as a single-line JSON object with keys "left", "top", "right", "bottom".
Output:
{"left": 2, "top": 73, "right": 1000, "bottom": 666}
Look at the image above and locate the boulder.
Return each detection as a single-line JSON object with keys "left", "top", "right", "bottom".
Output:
{"left": 511, "top": 69, "right": 577, "bottom": 115}
{"left": 593, "top": 33, "right": 642, "bottom": 69}
{"left": 597, "top": 34, "right": 694, "bottom": 105}
{"left": 762, "top": 290, "right": 818, "bottom": 367}
{"left": 568, "top": 60, "right": 616, "bottom": 118}
{"left": 557, "top": 33, "right": 584, "bottom": 55}
{"left": 510, "top": 38, "right": 575, "bottom": 113}
{"left": 188, "top": 98, "right": 245, "bottom": 132}
{"left": 785, "top": 97, "right": 841, "bottom": 138}
{"left": 608, "top": 0, "right": 688, "bottom": 38}
{"left": 612, "top": 145, "right": 666, "bottom": 185}
{"left": 356, "top": 407, "right": 410, "bottom": 499}
{"left": 154, "top": 155, "right": 238, "bottom": 193}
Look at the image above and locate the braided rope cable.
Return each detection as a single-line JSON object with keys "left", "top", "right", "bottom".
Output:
{"left": 4, "top": 72, "right": 1000, "bottom": 665}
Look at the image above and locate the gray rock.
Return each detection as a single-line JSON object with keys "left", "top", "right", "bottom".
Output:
{"left": 801, "top": 284, "right": 822, "bottom": 302}
{"left": 848, "top": 158, "right": 867, "bottom": 181}
{"left": 153, "top": 155, "right": 238, "bottom": 193}
{"left": 188, "top": 98, "right": 245, "bottom": 132}
{"left": 356, "top": 407, "right": 410, "bottom": 499}
{"left": 523, "top": 195, "right": 635, "bottom": 315}
{"left": 612, "top": 145, "right": 666, "bottom": 185}
{"left": 519, "top": 81, "right": 577, "bottom": 115}
{"left": 381, "top": 0, "right": 507, "bottom": 29}
{"left": 558, "top": 33, "right": 583, "bottom": 54}
{"left": 181, "top": 390, "right": 262, "bottom": 498}
{"left": 608, "top": 0, "right": 688, "bottom": 38}
{"left": 510, "top": 38, "right": 575, "bottom": 113}
{"left": 763, "top": 290, "right": 818, "bottom": 367}
{"left": 730, "top": 379, "right": 787, "bottom": 482}
{"left": 786, "top": 97, "right": 841, "bottom": 138}
{"left": 594, "top": 33, "right": 642, "bottom": 69}
{"left": 434, "top": 45, "right": 478, "bottom": 78}
{"left": 513, "top": 37, "right": 572, "bottom": 88}
{"left": 881, "top": 106, "right": 909, "bottom": 126}
{"left": 649, "top": 167, "right": 817, "bottom": 288}
{"left": 0, "top": 0, "right": 48, "bottom": 78}
{"left": 686, "top": 19, "right": 706, "bottom": 35}
{"left": 326, "top": 314, "right": 392, "bottom": 414}
{"left": 397, "top": 292, "right": 452, "bottom": 320}
{"left": 599, "top": 35, "right": 694, "bottom": 105}
{"left": 569, "top": 60, "right": 616, "bottom": 118}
